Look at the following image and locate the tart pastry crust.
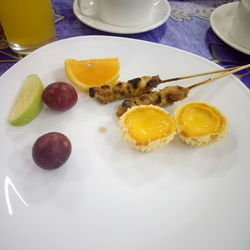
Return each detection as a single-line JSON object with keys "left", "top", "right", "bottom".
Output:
{"left": 119, "top": 105, "right": 176, "bottom": 152}
{"left": 175, "top": 102, "right": 228, "bottom": 146}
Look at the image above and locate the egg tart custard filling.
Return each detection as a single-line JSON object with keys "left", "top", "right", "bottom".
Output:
{"left": 175, "top": 102, "right": 228, "bottom": 146}
{"left": 119, "top": 105, "right": 176, "bottom": 152}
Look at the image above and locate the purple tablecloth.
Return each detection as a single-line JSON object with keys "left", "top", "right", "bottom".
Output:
{"left": 0, "top": 0, "right": 249, "bottom": 87}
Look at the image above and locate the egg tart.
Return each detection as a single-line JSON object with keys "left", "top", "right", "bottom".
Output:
{"left": 175, "top": 102, "right": 228, "bottom": 146}
{"left": 119, "top": 105, "right": 176, "bottom": 152}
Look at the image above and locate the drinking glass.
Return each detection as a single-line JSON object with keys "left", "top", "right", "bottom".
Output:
{"left": 0, "top": 0, "right": 56, "bottom": 55}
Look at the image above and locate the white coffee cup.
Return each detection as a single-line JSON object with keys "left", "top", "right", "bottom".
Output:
{"left": 229, "top": 0, "right": 250, "bottom": 49}
{"left": 77, "top": 0, "right": 156, "bottom": 27}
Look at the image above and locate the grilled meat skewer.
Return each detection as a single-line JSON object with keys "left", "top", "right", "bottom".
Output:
{"left": 89, "top": 76, "right": 161, "bottom": 104}
{"left": 116, "top": 86, "right": 189, "bottom": 117}
{"left": 116, "top": 64, "right": 250, "bottom": 117}
{"left": 89, "top": 66, "right": 240, "bottom": 104}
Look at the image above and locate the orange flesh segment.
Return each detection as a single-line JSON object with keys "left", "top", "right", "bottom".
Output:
{"left": 178, "top": 103, "right": 225, "bottom": 137}
{"left": 65, "top": 58, "right": 120, "bottom": 88}
{"left": 124, "top": 107, "right": 174, "bottom": 145}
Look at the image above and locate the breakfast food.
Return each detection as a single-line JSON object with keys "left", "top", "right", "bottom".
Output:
{"left": 89, "top": 65, "right": 243, "bottom": 104}
{"left": 32, "top": 132, "right": 72, "bottom": 169}
{"left": 175, "top": 102, "right": 228, "bottom": 146}
{"left": 117, "top": 85, "right": 189, "bottom": 117}
{"left": 11, "top": 63, "right": 244, "bottom": 166}
{"left": 89, "top": 75, "right": 162, "bottom": 104}
{"left": 115, "top": 69, "right": 244, "bottom": 117}
{"left": 8, "top": 74, "right": 44, "bottom": 126}
{"left": 43, "top": 82, "right": 78, "bottom": 111}
{"left": 65, "top": 57, "right": 120, "bottom": 90}
{"left": 88, "top": 64, "right": 250, "bottom": 117}
{"left": 119, "top": 105, "right": 176, "bottom": 152}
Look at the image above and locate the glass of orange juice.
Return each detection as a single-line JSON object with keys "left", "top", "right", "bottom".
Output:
{"left": 0, "top": 0, "right": 56, "bottom": 55}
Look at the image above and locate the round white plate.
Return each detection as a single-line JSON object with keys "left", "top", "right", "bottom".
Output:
{"left": 1, "top": 36, "right": 250, "bottom": 250}
{"left": 73, "top": 0, "right": 171, "bottom": 34}
{"left": 210, "top": 2, "right": 250, "bottom": 55}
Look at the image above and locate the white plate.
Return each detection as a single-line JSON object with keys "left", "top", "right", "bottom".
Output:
{"left": 210, "top": 2, "right": 250, "bottom": 55}
{"left": 73, "top": 0, "right": 171, "bottom": 34}
{"left": 1, "top": 36, "right": 250, "bottom": 250}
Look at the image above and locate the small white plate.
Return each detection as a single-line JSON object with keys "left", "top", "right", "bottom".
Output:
{"left": 210, "top": 2, "right": 250, "bottom": 55}
{"left": 73, "top": 0, "right": 171, "bottom": 34}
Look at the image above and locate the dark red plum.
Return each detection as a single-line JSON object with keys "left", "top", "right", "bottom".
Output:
{"left": 43, "top": 82, "right": 78, "bottom": 111}
{"left": 32, "top": 132, "right": 72, "bottom": 169}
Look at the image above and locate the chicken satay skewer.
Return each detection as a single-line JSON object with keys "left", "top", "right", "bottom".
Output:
{"left": 116, "top": 64, "right": 250, "bottom": 117}
{"left": 89, "top": 66, "right": 241, "bottom": 104}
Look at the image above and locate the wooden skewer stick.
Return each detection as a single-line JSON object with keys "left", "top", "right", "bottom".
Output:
{"left": 160, "top": 66, "right": 240, "bottom": 84}
{"left": 188, "top": 64, "right": 250, "bottom": 90}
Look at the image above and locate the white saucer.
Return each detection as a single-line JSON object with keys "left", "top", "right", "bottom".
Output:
{"left": 73, "top": 0, "right": 171, "bottom": 34}
{"left": 210, "top": 2, "right": 250, "bottom": 55}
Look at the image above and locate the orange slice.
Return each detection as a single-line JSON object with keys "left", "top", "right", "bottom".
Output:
{"left": 65, "top": 58, "right": 120, "bottom": 90}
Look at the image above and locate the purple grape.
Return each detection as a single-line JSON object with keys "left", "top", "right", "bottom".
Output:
{"left": 43, "top": 82, "right": 78, "bottom": 111}
{"left": 32, "top": 132, "right": 72, "bottom": 169}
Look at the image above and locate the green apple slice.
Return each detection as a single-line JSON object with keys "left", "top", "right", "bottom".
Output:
{"left": 8, "top": 74, "right": 44, "bottom": 126}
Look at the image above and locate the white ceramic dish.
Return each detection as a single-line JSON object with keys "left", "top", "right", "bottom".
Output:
{"left": 0, "top": 36, "right": 250, "bottom": 250}
{"left": 210, "top": 2, "right": 250, "bottom": 55}
{"left": 73, "top": 0, "right": 171, "bottom": 34}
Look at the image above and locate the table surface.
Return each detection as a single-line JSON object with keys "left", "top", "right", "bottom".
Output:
{"left": 0, "top": 0, "right": 249, "bottom": 88}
